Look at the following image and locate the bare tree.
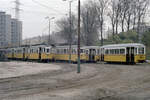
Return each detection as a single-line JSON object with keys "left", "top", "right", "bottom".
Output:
{"left": 56, "top": 14, "right": 77, "bottom": 44}
{"left": 119, "top": 0, "right": 128, "bottom": 32}
{"left": 114, "top": 0, "right": 122, "bottom": 34}
{"left": 136, "top": 0, "right": 149, "bottom": 42}
{"left": 108, "top": 0, "right": 119, "bottom": 38}
{"left": 132, "top": 0, "right": 138, "bottom": 30}
{"left": 81, "top": 0, "right": 99, "bottom": 46}
{"left": 125, "top": 0, "right": 133, "bottom": 31}
{"left": 96, "top": 0, "right": 108, "bottom": 46}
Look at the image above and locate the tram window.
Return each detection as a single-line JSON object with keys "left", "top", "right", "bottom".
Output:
{"left": 134, "top": 48, "right": 137, "bottom": 54}
{"left": 85, "top": 50, "right": 88, "bottom": 54}
{"left": 61, "top": 49, "right": 64, "bottom": 54}
{"left": 64, "top": 49, "right": 66, "bottom": 54}
{"left": 80, "top": 49, "right": 83, "bottom": 53}
{"left": 120, "top": 49, "right": 125, "bottom": 54}
{"left": 71, "top": 49, "right": 73, "bottom": 54}
{"left": 57, "top": 49, "right": 59, "bottom": 54}
{"left": 60, "top": 49, "right": 62, "bottom": 54}
{"left": 72, "top": 49, "right": 74, "bottom": 54}
{"left": 66, "top": 49, "right": 68, "bottom": 53}
{"left": 110, "top": 49, "right": 112, "bottom": 54}
{"left": 46, "top": 49, "right": 50, "bottom": 53}
{"left": 105, "top": 49, "right": 109, "bottom": 54}
{"left": 83, "top": 50, "right": 85, "bottom": 54}
{"left": 57, "top": 49, "right": 58, "bottom": 54}
{"left": 97, "top": 49, "right": 99, "bottom": 54}
{"left": 58, "top": 49, "right": 60, "bottom": 54}
{"left": 43, "top": 48, "right": 45, "bottom": 53}
{"left": 139, "top": 47, "right": 144, "bottom": 54}
{"left": 114, "top": 49, "right": 118, "bottom": 54}
{"left": 59, "top": 49, "right": 61, "bottom": 54}
{"left": 116, "top": 49, "right": 119, "bottom": 54}
{"left": 112, "top": 49, "right": 115, "bottom": 54}
{"left": 74, "top": 49, "right": 77, "bottom": 54}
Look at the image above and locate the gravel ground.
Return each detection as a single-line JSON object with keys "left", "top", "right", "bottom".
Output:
{"left": 0, "top": 61, "right": 150, "bottom": 100}
{"left": 0, "top": 61, "right": 61, "bottom": 79}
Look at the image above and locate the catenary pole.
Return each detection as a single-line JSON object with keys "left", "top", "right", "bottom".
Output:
{"left": 77, "top": 0, "right": 80, "bottom": 73}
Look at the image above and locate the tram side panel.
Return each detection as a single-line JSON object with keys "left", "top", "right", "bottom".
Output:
{"left": 41, "top": 47, "right": 55, "bottom": 61}
{"left": 134, "top": 47, "right": 146, "bottom": 63}
{"left": 104, "top": 48, "right": 126, "bottom": 63}
{"left": 54, "top": 48, "right": 87, "bottom": 62}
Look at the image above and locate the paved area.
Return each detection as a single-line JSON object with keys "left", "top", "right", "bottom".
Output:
{"left": 0, "top": 61, "right": 150, "bottom": 100}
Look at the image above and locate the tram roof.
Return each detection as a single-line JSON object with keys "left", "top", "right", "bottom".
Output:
{"left": 55, "top": 45, "right": 78, "bottom": 48}
{"left": 82, "top": 46, "right": 100, "bottom": 49}
{"left": 101, "top": 43, "right": 145, "bottom": 48}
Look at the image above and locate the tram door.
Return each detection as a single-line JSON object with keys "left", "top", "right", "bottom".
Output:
{"left": 39, "top": 47, "right": 42, "bottom": 60}
{"left": 23, "top": 48, "right": 25, "bottom": 60}
{"left": 89, "top": 49, "right": 96, "bottom": 62}
{"left": 101, "top": 48, "right": 104, "bottom": 61}
{"left": 12, "top": 49, "right": 14, "bottom": 59}
{"left": 126, "top": 47, "right": 134, "bottom": 63}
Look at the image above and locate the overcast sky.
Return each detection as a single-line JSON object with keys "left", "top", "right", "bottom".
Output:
{"left": 0, "top": 0, "right": 85, "bottom": 39}
{"left": 1, "top": 0, "right": 150, "bottom": 39}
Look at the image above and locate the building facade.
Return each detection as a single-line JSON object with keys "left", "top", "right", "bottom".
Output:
{"left": 0, "top": 11, "right": 22, "bottom": 48}
{"left": 11, "top": 18, "right": 22, "bottom": 47}
{"left": 0, "top": 12, "right": 11, "bottom": 47}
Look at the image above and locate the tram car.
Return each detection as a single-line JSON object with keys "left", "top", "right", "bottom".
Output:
{"left": 101, "top": 43, "right": 146, "bottom": 64}
{"left": 40, "top": 46, "right": 55, "bottom": 62}
{"left": 82, "top": 46, "right": 101, "bottom": 62}
{"left": 0, "top": 48, "right": 6, "bottom": 60}
{"left": 27, "top": 45, "right": 42, "bottom": 60}
{"left": 13, "top": 47, "right": 25, "bottom": 60}
{"left": 54, "top": 45, "right": 87, "bottom": 62}
{"left": 5, "top": 48, "right": 14, "bottom": 59}
{"left": 27, "top": 45, "right": 54, "bottom": 61}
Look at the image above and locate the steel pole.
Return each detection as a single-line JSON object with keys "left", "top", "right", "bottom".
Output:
{"left": 69, "top": 1, "right": 72, "bottom": 63}
{"left": 48, "top": 19, "right": 51, "bottom": 45}
{"left": 77, "top": 0, "right": 80, "bottom": 73}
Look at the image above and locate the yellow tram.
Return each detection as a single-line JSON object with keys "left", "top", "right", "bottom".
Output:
{"left": 101, "top": 43, "right": 146, "bottom": 64}
{"left": 54, "top": 45, "right": 87, "bottom": 62}
{"left": 26, "top": 45, "right": 54, "bottom": 61}
{"left": 41, "top": 46, "right": 55, "bottom": 61}
{"left": 4, "top": 43, "right": 146, "bottom": 64}
{"left": 6, "top": 48, "right": 13, "bottom": 59}
{"left": 82, "top": 46, "right": 101, "bottom": 62}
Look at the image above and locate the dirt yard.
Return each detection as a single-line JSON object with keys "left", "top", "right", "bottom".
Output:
{"left": 0, "top": 61, "right": 150, "bottom": 100}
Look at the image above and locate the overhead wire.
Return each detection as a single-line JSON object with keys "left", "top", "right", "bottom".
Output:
{"left": 31, "top": 0, "right": 67, "bottom": 15}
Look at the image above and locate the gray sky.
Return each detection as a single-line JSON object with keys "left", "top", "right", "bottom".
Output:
{"left": 0, "top": 0, "right": 85, "bottom": 39}
{"left": 1, "top": 0, "right": 149, "bottom": 39}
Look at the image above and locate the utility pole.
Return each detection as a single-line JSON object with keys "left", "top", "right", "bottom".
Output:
{"left": 14, "top": 0, "right": 21, "bottom": 20}
{"left": 69, "top": 1, "right": 72, "bottom": 63}
{"left": 62, "top": 0, "right": 75, "bottom": 63}
{"left": 45, "top": 17, "right": 55, "bottom": 45}
{"left": 48, "top": 19, "right": 51, "bottom": 44}
{"left": 77, "top": 0, "right": 80, "bottom": 73}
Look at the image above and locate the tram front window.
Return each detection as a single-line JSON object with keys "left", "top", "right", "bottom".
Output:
{"left": 138, "top": 47, "right": 144, "bottom": 54}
